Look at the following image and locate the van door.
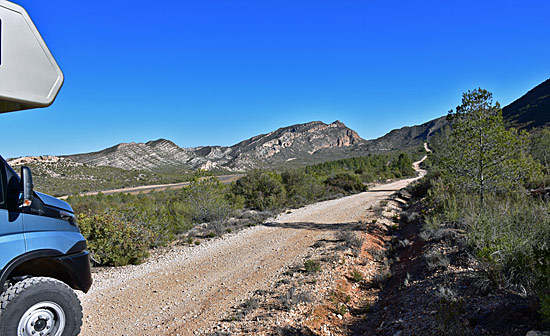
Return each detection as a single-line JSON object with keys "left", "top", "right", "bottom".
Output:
{"left": 0, "top": 159, "right": 26, "bottom": 271}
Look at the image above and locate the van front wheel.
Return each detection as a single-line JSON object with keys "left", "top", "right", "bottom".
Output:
{"left": 0, "top": 277, "right": 82, "bottom": 336}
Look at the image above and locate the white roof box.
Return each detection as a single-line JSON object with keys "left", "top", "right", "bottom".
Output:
{"left": 0, "top": 1, "right": 64, "bottom": 113}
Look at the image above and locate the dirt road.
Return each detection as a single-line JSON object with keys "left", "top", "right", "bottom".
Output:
{"left": 60, "top": 174, "right": 243, "bottom": 199}
{"left": 78, "top": 155, "right": 427, "bottom": 336}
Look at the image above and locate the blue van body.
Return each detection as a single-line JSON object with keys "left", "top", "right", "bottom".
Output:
{"left": 0, "top": 156, "right": 92, "bottom": 293}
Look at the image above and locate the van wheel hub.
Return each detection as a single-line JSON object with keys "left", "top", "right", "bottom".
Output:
{"left": 18, "top": 302, "right": 65, "bottom": 336}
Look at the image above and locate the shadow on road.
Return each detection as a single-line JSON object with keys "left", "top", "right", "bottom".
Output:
{"left": 262, "top": 221, "right": 388, "bottom": 238}
{"left": 365, "top": 189, "right": 399, "bottom": 192}
{"left": 263, "top": 221, "right": 363, "bottom": 232}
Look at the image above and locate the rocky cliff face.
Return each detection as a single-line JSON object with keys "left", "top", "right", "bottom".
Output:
{"left": 65, "top": 120, "right": 367, "bottom": 172}
{"left": 226, "top": 120, "right": 365, "bottom": 170}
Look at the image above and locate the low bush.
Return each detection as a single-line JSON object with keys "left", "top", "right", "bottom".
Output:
{"left": 371, "top": 269, "right": 392, "bottom": 289}
{"left": 304, "top": 259, "right": 321, "bottom": 273}
{"left": 350, "top": 268, "right": 363, "bottom": 282}
{"left": 540, "top": 294, "right": 550, "bottom": 323}
{"left": 373, "top": 205, "right": 384, "bottom": 217}
{"left": 78, "top": 210, "right": 151, "bottom": 266}
{"left": 425, "top": 251, "right": 450, "bottom": 271}
{"left": 325, "top": 172, "right": 366, "bottom": 193}
{"left": 281, "top": 169, "right": 324, "bottom": 207}
{"left": 230, "top": 170, "right": 286, "bottom": 211}
{"left": 184, "top": 171, "right": 232, "bottom": 223}
{"left": 425, "top": 181, "right": 550, "bottom": 304}
{"left": 278, "top": 287, "right": 313, "bottom": 311}
{"left": 336, "top": 231, "right": 364, "bottom": 256}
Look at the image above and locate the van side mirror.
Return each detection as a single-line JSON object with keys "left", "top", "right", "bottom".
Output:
{"left": 20, "top": 166, "right": 33, "bottom": 207}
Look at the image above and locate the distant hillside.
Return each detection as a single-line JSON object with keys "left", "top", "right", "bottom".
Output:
{"left": 67, "top": 139, "right": 196, "bottom": 173}
{"left": 502, "top": 78, "right": 550, "bottom": 129}
{"left": 7, "top": 156, "right": 189, "bottom": 197}
{"left": 66, "top": 120, "right": 368, "bottom": 172}
{"left": 365, "top": 117, "right": 447, "bottom": 151}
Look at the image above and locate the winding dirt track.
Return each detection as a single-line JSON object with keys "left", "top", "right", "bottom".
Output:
{"left": 79, "top": 155, "right": 427, "bottom": 336}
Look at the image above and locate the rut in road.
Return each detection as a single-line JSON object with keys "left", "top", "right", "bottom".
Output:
{"left": 78, "top": 155, "right": 427, "bottom": 336}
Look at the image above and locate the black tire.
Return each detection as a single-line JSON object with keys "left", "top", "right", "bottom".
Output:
{"left": 0, "top": 277, "right": 82, "bottom": 336}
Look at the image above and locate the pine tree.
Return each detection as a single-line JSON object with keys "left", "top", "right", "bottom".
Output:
{"left": 443, "top": 88, "right": 536, "bottom": 205}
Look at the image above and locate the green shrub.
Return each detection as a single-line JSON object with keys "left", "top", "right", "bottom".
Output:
{"left": 539, "top": 294, "right": 550, "bottom": 323}
{"left": 230, "top": 169, "right": 286, "bottom": 211}
{"left": 351, "top": 268, "right": 363, "bottom": 282}
{"left": 408, "top": 172, "right": 435, "bottom": 200}
{"left": 425, "top": 251, "right": 450, "bottom": 271}
{"left": 78, "top": 211, "right": 151, "bottom": 266}
{"left": 304, "top": 259, "right": 321, "bottom": 273}
{"left": 426, "top": 185, "right": 550, "bottom": 296}
{"left": 120, "top": 205, "right": 177, "bottom": 247}
{"left": 337, "top": 303, "right": 348, "bottom": 316}
{"left": 372, "top": 269, "right": 392, "bottom": 289}
{"left": 325, "top": 171, "right": 366, "bottom": 193}
{"left": 278, "top": 287, "right": 314, "bottom": 311}
{"left": 183, "top": 170, "right": 232, "bottom": 223}
{"left": 281, "top": 169, "right": 324, "bottom": 207}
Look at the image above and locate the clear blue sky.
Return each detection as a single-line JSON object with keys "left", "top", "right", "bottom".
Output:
{"left": 2, "top": 0, "right": 549, "bottom": 158}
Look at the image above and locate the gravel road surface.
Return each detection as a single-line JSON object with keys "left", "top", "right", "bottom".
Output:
{"left": 78, "top": 156, "right": 427, "bottom": 336}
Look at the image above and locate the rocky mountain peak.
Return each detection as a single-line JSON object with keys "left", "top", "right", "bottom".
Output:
{"left": 116, "top": 142, "right": 137, "bottom": 149}
{"left": 145, "top": 138, "right": 179, "bottom": 148}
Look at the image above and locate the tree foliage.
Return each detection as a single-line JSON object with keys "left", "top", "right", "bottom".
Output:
{"left": 230, "top": 169, "right": 286, "bottom": 211}
{"left": 442, "top": 88, "right": 538, "bottom": 203}
{"left": 281, "top": 170, "right": 324, "bottom": 207}
{"left": 183, "top": 170, "right": 231, "bottom": 223}
{"left": 530, "top": 128, "right": 550, "bottom": 176}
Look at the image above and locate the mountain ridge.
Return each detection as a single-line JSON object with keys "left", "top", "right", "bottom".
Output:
{"left": 63, "top": 120, "right": 369, "bottom": 172}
